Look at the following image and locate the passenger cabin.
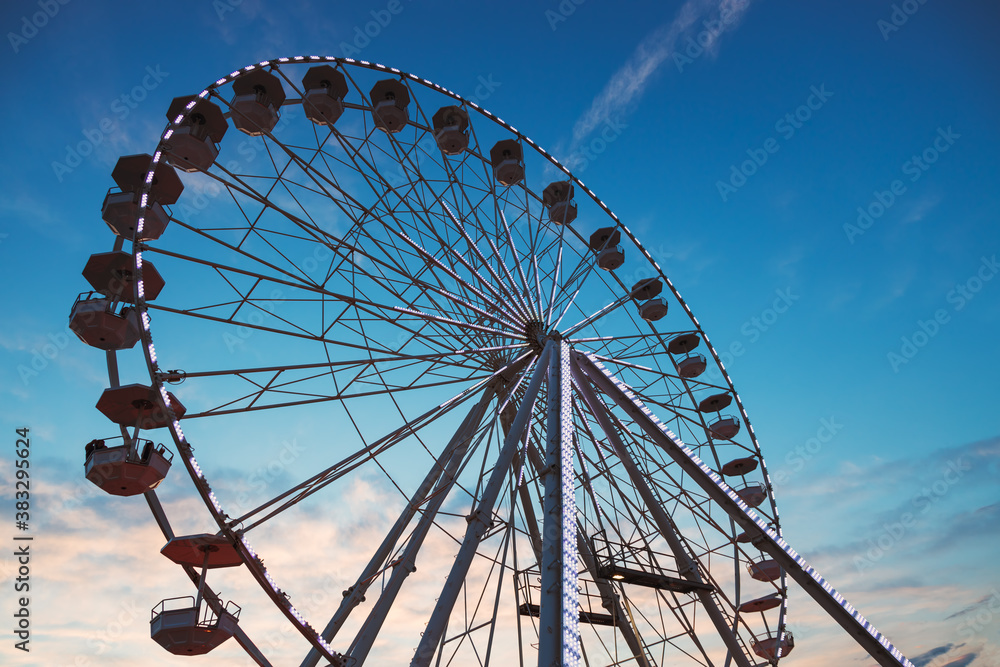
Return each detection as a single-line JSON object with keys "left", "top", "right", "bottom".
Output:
{"left": 369, "top": 79, "right": 410, "bottom": 133}
{"left": 489, "top": 139, "right": 524, "bottom": 186}
{"left": 667, "top": 332, "right": 701, "bottom": 355}
{"left": 164, "top": 95, "right": 228, "bottom": 172}
{"left": 589, "top": 227, "right": 624, "bottom": 270}
{"left": 95, "top": 383, "right": 186, "bottom": 430}
{"left": 82, "top": 250, "right": 164, "bottom": 303}
{"left": 150, "top": 597, "right": 240, "bottom": 656}
{"left": 597, "top": 245, "right": 625, "bottom": 270}
{"left": 231, "top": 69, "right": 286, "bottom": 136}
{"left": 721, "top": 456, "right": 758, "bottom": 477}
{"left": 301, "top": 65, "right": 349, "bottom": 127}
{"left": 748, "top": 558, "right": 782, "bottom": 582}
{"left": 698, "top": 392, "right": 732, "bottom": 413}
{"left": 676, "top": 353, "right": 707, "bottom": 378}
{"left": 630, "top": 278, "right": 663, "bottom": 301}
{"left": 69, "top": 293, "right": 141, "bottom": 350}
{"left": 708, "top": 414, "right": 741, "bottom": 439}
{"left": 161, "top": 534, "right": 243, "bottom": 568}
{"left": 639, "top": 298, "right": 668, "bottom": 322}
{"left": 84, "top": 437, "right": 172, "bottom": 496}
{"left": 752, "top": 630, "right": 795, "bottom": 660}
{"left": 736, "top": 483, "right": 767, "bottom": 508}
{"left": 589, "top": 227, "right": 621, "bottom": 251}
{"left": 737, "top": 593, "right": 782, "bottom": 613}
{"left": 542, "top": 181, "right": 577, "bottom": 224}
{"left": 432, "top": 105, "right": 470, "bottom": 154}
{"left": 102, "top": 155, "right": 183, "bottom": 242}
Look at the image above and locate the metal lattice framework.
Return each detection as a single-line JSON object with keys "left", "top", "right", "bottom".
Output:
{"left": 70, "top": 56, "right": 915, "bottom": 667}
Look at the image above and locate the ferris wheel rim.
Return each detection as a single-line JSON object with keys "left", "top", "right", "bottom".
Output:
{"left": 121, "top": 55, "right": 788, "bottom": 666}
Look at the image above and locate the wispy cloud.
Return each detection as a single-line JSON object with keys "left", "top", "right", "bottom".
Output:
{"left": 570, "top": 0, "right": 753, "bottom": 149}
{"left": 902, "top": 193, "right": 943, "bottom": 224}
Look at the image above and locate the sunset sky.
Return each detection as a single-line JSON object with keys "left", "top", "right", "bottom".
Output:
{"left": 1, "top": 1, "right": 998, "bottom": 666}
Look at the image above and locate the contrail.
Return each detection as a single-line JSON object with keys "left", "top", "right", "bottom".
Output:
{"left": 570, "top": 0, "right": 753, "bottom": 149}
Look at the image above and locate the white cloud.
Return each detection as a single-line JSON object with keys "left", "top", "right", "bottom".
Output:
{"left": 570, "top": 0, "right": 754, "bottom": 150}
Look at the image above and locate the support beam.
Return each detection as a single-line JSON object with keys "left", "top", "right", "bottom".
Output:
{"left": 538, "top": 338, "right": 582, "bottom": 667}
{"left": 410, "top": 343, "right": 552, "bottom": 666}
{"left": 575, "top": 351, "right": 916, "bottom": 667}
{"left": 521, "top": 436, "right": 653, "bottom": 667}
{"left": 571, "top": 356, "right": 751, "bottom": 667}
{"left": 300, "top": 386, "right": 498, "bottom": 667}
{"left": 347, "top": 386, "right": 497, "bottom": 663}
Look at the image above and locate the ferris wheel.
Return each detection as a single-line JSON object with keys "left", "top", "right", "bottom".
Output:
{"left": 69, "top": 57, "right": 916, "bottom": 667}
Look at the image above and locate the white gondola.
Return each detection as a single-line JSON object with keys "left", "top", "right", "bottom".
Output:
{"left": 708, "top": 414, "right": 741, "bottom": 439}
{"left": 163, "top": 95, "right": 228, "bottom": 172}
{"left": 150, "top": 596, "right": 240, "bottom": 655}
{"left": 84, "top": 436, "right": 172, "bottom": 496}
{"left": 369, "top": 79, "right": 410, "bottom": 133}
{"left": 432, "top": 105, "right": 470, "bottom": 154}
{"left": 752, "top": 630, "right": 795, "bottom": 660}
{"left": 631, "top": 278, "right": 663, "bottom": 300}
{"left": 597, "top": 245, "right": 625, "bottom": 270}
{"left": 721, "top": 456, "right": 758, "bottom": 476}
{"left": 698, "top": 392, "right": 732, "bottom": 413}
{"left": 747, "top": 558, "right": 782, "bottom": 582}
{"left": 95, "top": 383, "right": 186, "bottom": 430}
{"left": 101, "top": 154, "right": 182, "bottom": 242}
{"left": 735, "top": 483, "right": 767, "bottom": 507}
{"left": 667, "top": 332, "right": 701, "bottom": 355}
{"left": 81, "top": 250, "right": 165, "bottom": 303}
{"left": 69, "top": 293, "right": 140, "bottom": 350}
{"left": 639, "top": 297, "right": 668, "bottom": 322}
{"left": 677, "top": 353, "right": 707, "bottom": 378}
{"left": 302, "top": 65, "right": 349, "bottom": 127}
{"left": 543, "top": 181, "right": 577, "bottom": 224}
{"left": 231, "top": 69, "right": 285, "bottom": 136}
{"left": 490, "top": 139, "right": 524, "bottom": 185}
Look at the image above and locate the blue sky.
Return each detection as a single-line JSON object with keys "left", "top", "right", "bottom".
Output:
{"left": 1, "top": 1, "right": 998, "bottom": 666}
